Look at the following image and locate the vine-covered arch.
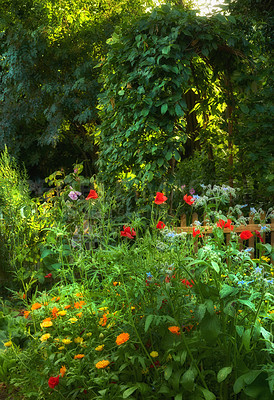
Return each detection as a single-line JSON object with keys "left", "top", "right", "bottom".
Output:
{"left": 98, "top": 4, "right": 251, "bottom": 193}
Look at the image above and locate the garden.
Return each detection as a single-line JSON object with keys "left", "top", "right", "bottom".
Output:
{"left": 0, "top": 1, "right": 273, "bottom": 399}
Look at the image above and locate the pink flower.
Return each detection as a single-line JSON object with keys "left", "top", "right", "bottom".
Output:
{"left": 156, "top": 221, "right": 166, "bottom": 229}
{"left": 154, "top": 192, "right": 167, "bottom": 204}
{"left": 120, "top": 226, "right": 136, "bottom": 239}
{"left": 183, "top": 194, "right": 194, "bottom": 205}
{"left": 86, "top": 190, "right": 98, "bottom": 200}
{"left": 68, "top": 190, "right": 81, "bottom": 200}
{"left": 240, "top": 230, "right": 253, "bottom": 240}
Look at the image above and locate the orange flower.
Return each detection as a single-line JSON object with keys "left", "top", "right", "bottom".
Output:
{"left": 24, "top": 310, "right": 30, "bottom": 319}
{"left": 113, "top": 282, "right": 120, "bottom": 286}
{"left": 23, "top": 293, "right": 26, "bottom": 300}
{"left": 51, "top": 306, "right": 59, "bottom": 319}
{"left": 74, "top": 354, "right": 85, "bottom": 359}
{"left": 60, "top": 365, "right": 66, "bottom": 377}
{"left": 99, "top": 314, "right": 108, "bottom": 327}
{"left": 116, "top": 332, "right": 130, "bottom": 345}
{"left": 64, "top": 305, "right": 71, "bottom": 309}
{"left": 76, "top": 312, "right": 82, "bottom": 318}
{"left": 31, "top": 302, "right": 42, "bottom": 310}
{"left": 95, "top": 360, "right": 110, "bottom": 369}
{"left": 168, "top": 326, "right": 180, "bottom": 335}
{"left": 76, "top": 293, "right": 83, "bottom": 297}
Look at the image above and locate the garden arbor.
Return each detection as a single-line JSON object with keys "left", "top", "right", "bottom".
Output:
{"left": 98, "top": 4, "right": 253, "bottom": 195}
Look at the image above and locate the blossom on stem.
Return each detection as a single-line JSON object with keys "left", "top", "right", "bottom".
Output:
{"left": 240, "top": 230, "right": 253, "bottom": 240}
{"left": 183, "top": 194, "right": 194, "bottom": 205}
{"left": 86, "top": 189, "right": 98, "bottom": 200}
{"left": 156, "top": 221, "right": 166, "bottom": 229}
{"left": 154, "top": 192, "right": 167, "bottom": 204}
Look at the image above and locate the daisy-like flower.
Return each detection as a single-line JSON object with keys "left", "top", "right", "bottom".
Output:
{"left": 57, "top": 310, "right": 67, "bottom": 316}
{"left": 95, "top": 360, "right": 110, "bottom": 369}
{"left": 68, "top": 317, "right": 78, "bottom": 324}
{"left": 62, "top": 338, "right": 72, "bottom": 345}
{"left": 41, "top": 318, "right": 53, "bottom": 328}
{"left": 31, "top": 302, "right": 42, "bottom": 311}
{"left": 150, "top": 351, "right": 159, "bottom": 358}
{"left": 74, "top": 354, "right": 85, "bottom": 359}
{"left": 40, "top": 333, "right": 51, "bottom": 342}
{"left": 4, "top": 341, "right": 12, "bottom": 347}
{"left": 116, "top": 332, "right": 130, "bottom": 345}
{"left": 95, "top": 345, "right": 104, "bottom": 351}
{"left": 168, "top": 326, "right": 180, "bottom": 335}
{"left": 74, "top": 337, "right": 84, "bottom": 344}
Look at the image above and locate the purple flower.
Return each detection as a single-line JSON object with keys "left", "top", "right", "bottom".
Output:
{"left": 190, "top": 188, "right": 195, "bottom": 195}
{"left": 74, "top": 168, "right": 78, "bottom": 174}
{"left": 68, "top": 190, "right": 81, "bottom": 200}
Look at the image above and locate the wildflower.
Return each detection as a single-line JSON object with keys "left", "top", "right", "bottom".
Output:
{"left": 183, "top": 194, "right": 194, "bottom": 205}
{"left": 95, "top": 345, "right": 104, "bottom": 351}
{"left": 31, "top": 302, "right": 42, "bottom": 311}
{"left": 62, "top": 338, "right": 72, "bottom": 345}
{"left": 58, "top": 346, "right": 65, "bottom": 350}
{"left": 86, "top": 189, "right": 98, "bottom": 200}
{"left": 116, "top": 332, "right": 130, "bottom": 345}
{"left": 240, "top": 231, "right": 253, "bottom": 240}
{"left": 146, "top": 272, "right": 153, "bottom": 278}
{"left": 68, "top": 190, "right": 81, "bottom": 200}
{"left": 41, "top": 319, "right": 53, "bottom": 328}
{"left": 60, "top": 365, "right": 66, "bottom": 378}
{"left": 216, "top": 219, "right": 234, "bottom": 230}
{"left": 95, "top": 360, "right": 110, "bottom": 369}
{"left": 64, "top": 305, "right": 71, "bottom": 309}
{"left": 168, "top": 326, "right": 180, "bottom": 335}
{"left": 74, "top": 301, "right": 85, "bottom": 309}
{"left": 150, "top": 360, "right": 161, "bottom": 368}
{"left": 156, "top": 221, "right": 166, "bottom": 229}
{"left": 4, "top": 341, "right": 12, "bottom": 347}
{"left": 76, "top": 293, "right": 83, "bottom": 297}
{"left": 40, "top": 333, "right": 51, "bottom": 342}
{"left": 51, "top": 306, "right": 59, "bottom": 319}
{"left": 181, "top": 278, "right": 194, "bottom": 288}
{"left": 74, "top": 337, "right": 84, "bottom": 344}
{"left": 74, "top": 354, "right": 85, "bottom": 359}
{"left": 68, "top": 317, "right": 78, "bottom": 324}
{"left": 192, "top": 227, "right": 201, "bottom": 238}
{"left": 48, "top": 375, "right": 59, "bottom": 389}
{"left": 255, "top": 230, "right": 264, "bottom": 243}
{"left": 57, "top": 310, "right": 67, "bottom": 316}
{"left": 44, "top": 273, "right": 52, "bottom": 278}
{"left": 85, "top": 332, "right": 92, "bottom": 337}
{"left": 190, "top": 188, "right": 195, "bottom": 195}
{"left": 120, "top": 226, "right": 136, "bottom": 239}
{"left": 99, "top": 314, "right": 108, "bottom": 326}
{"left": 150, "top": 351, "right": 159, "bottom": 358}
{"left": 154, "top": 192, "right": 167, "bottom": 204}
{"left": 76, "top": 312, "right": 83, "bottom": 318}
{"left": 24, "top": 310, "right": 30, "bottom": 319}
{"left": 113, "top": 281, "right": 120, "bottom": 286}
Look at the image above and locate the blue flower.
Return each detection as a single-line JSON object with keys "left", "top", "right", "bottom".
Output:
{"left": 146, "top": 272, "right": 153, "bottom": 278}
{"left": 192, "top": 195, "right": 200, "bottom": 200}
{"left": 240, "top": 204, "right": 248, "bottom": 208}
{"left": 166, "top": 232, "right": 176, "bottom": 238}
{"left": 250, "top": 207, "right": 256, "bottom": 214}
{"left": 254, "top": 267, "right": 262, "bottom": 274}
{"left": 260, "top": 226, "right": 268, "bottom": 231}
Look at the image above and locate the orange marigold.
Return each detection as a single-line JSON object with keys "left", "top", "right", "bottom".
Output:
{"left": 74, "top": 354, "right": 85, "bottom": 359}
{"left": 24, "top": 310, "right": 30, "bottom": 319}
{"left": 31, "top": 302, "right": 42, "bottom": 310}
{"left": 51, "top": 306, "right": 59, "bottom": 319}
{"left": 168, "top": 326, "right": 180, "bottom": 335}
{"left": 60, "top": 365, "right": 66, "bottom": 377}
{"left": 64, "top": 305, "right": 71, "bottom": 309}
{"left": 95, "top": 360, "right": 110, "bottom": 369}
{"left": 116, "top": 332, "right": 130, "bottom": 345}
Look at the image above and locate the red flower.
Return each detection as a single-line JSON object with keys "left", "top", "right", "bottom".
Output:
{"left": 183, "top": 194, "right": 195, "bottom": 205}
{"left": 240, "top": 230, "right": 253, "bottom": 240}
{"left": 149, "top": 360, "right": 161, "bottom": 368}
{"left": 48, "top": 375, "right": 59, "bottom": 389}
{"left": 85, "top": 190, "right": 98, "bottom": 200}
{"left": 154, "top": 192, "right": 167, "bottom": 205}
{"left": 156, "top": 221, "right": 166, "bottom": 229}
{"left": 192, "top": 227, "right": 201, "bottom": 238}
{"left": 45, "top": 273, "right": 52, "bottom": 278}
{"left": 255, "top": 230, "right": 264, "bottom": 243}
{"left": 120, "top": 226, "right": 136, "bottom": 239}
{"left": 217, "top": 219, "right": 234, "bottom": 230}
{"left": 181, "top": 278, "right": 194, "bottom": 288}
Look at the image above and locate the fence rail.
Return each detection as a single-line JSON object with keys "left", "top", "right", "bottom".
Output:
{"left": 175, "top": 212, "right": 274, "bottom": 256}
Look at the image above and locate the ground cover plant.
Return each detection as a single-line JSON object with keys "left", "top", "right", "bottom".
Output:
{"left": 0, "top": 175, "right": 273, "bottom": 400}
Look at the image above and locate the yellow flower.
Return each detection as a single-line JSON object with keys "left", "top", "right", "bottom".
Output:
{"left": 150, "top": 351, "right": 159, "bottom": 358}
{"left": 60, "top": 365, "right": 66, "bottom": 377}
{"left": 40, "top": 320, "right": 53, "bottom": 328}
{"left": 74, "top": 354, "right": 85, "bottom": 359}
{"left": 68, "top": 317, "right": 78, "bottom": 324}
{"left": 62, "top": 338, "right": 72, "bottom": 345}
{"left": 95, "top": 345, "right": 104, "bottom": 351}
{"left": 58, "top": 346, "right": 65, "bottom": 350}
{"left": 74, "top": 337, "right": 84, "bottom": 344}
{"left": 99, "top": 307, "right": 108, "bottom": 311}
{"left": 40, "top": 333, "right": 51, "bottom": 342}
{"left": 57, "top": 310, "right": 67, "bottom": 316}
{"left": 116, "top": 332, "right": 130, "bottom": 345}
{"left": 95, "top": 360, "right": 110, "bottom": 369}
{"left": 4, "top": 341, "right": 12, "bottom": 347}
{"left": 85, "top": 332, "right": 92, "bottom": 337}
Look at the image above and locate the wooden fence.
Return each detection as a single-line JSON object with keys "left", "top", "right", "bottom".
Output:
{"left": 175, "top": 212, "right": 274, "bottom": 258}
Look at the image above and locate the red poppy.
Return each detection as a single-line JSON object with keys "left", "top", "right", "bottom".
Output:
{"left": 120, "top": 226, "right": 136, "bottom": 239}
{"left": 192, "top": 227, "right": 201, "bottom": 238}
{"left": 217, "top": 219, "right": 234, "bottom": 230}
{"left": 216, "top": 219, "right": 225, "bottom": 228}
{"left": 85, "top": 190, "right": 98, "bottom": 200}
{"left": 48, "top": 375, "right": 59, "bottom": 389}
{"left": 255, "top": 230, "right": 264, "bottom": 243}
{"left": 183, "top": 194, "right": 195, "bottom": 205}
{"left": 181, "top": 278, "right": 194, "bottom": 288}
{"left": 240, "top": 230, "right": 253, "bottom": 240}
{"left": 45, "top": 273, "right": 52, "bottom": 278}
{"left": 156, "top": 221, "right": 166, "bottom": 229}
{"left": 154, "top": 192, "right": 167, "bottom": 204}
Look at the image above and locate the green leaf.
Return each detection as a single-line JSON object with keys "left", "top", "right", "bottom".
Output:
{"left": 200, "top": 387, "right": 216, "bottom": 400}
{"left": 162, "top": 46, "right": 170, "bottom": 55}
{"left": 242, "top": 329, "right": 251, "bottom": 351}
{"left": 175, "top": 395, "right": 183, "bottom": 400}
{"left": 174, "top": 149, "right": 181, "bottom": 161}
{"left": 165, "top": 150, "right": 172, "bottom": 160}
{"left": 161, "top": 104, "right": 168, "bottom": 114}
{"left": 217, "top": 367, "right": 232, "bottom": 383}
{"left": 145, "top": 315, "right": 154, "bottom": 332}
{"left": 157, "top": 158, "right": 164, "bottom": 167}
{"left": 180, "top": 369, "right": 195, "bottom": 391}
{"left": 147, "top": 171, "right": 154, "bottom": 182}
{"left": 164, "top": 364, "right": 173, "bottom": 380}
{"left": 210, "top": 261, "right": 219, "bottom": 273}
{"left": 123, "top": 387, "right": 138, "bottom": 398}
{"left": 175, "top": 103, "right": 184, "bottom": 117}
{"left": 220, "top": 285, "right": 238, "bottom": 299}
{"left": 238, "top": 300, "right": 255, "bottom": 312}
